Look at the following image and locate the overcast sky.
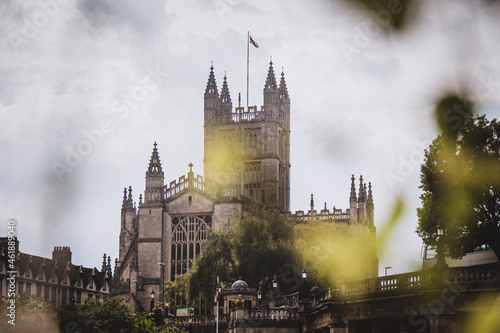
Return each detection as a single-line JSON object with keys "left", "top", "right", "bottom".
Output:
{"left": 1, "top": 0, "right": 499, "bottom": 276}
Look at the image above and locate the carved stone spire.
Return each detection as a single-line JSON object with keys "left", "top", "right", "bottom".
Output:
{"left": 264, "top": 60, "right": 278, "bottom": 91}
{"left": 349, "top": 174, "right": 358, "bottom": 223}
{"left": 220, "top": 74, "right": 231, "bottom": 105}
{"left": 358, "top": 176, "right": 365, "bottom": 202}
{"left": 350, "top": 175, "right": 357, "bottom": 202}
{"left": 147, "top": 142, "right": 163, "bottom": 175}
{"left": 279, "top": 70, "right": 289, "bottom": 101}
{"left": 205, "top": 64, "right": 219, "bottom": 96}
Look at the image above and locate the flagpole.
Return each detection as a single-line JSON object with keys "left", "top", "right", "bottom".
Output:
{"left": 216, "top": 276, "right": 219, "bottom": 333}
{"left": 246, "top": 31, "right": 250, "bottom": 109}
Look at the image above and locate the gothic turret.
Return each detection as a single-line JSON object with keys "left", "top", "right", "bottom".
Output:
{"left": 358, "top": 176, "right": 366, "bottom": 222}
{"left": 219, "top": 74, "right": 232, "bottom": 118}
{"left": 263, "top": 61, "right": 279, "bottom": 106}
{"left": 204, "top": 64, "right": 219, "bottom": 124}
{"left": 144, "top": 142, "right": 164, "bottom": 205}
{"left": 349, "top": 175, "right": 357, "bottom": 222}
{"left": 279, "top": 70, "right": 289, "bottom": 103}
{"left": 119, "top": 186, "right": 136, "bottom": 262}
{"left": 367, "top": 182, "right": 374, "bottom": 227}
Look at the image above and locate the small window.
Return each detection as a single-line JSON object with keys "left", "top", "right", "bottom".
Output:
{"left": 188, "top": 196, "right": 192, "bottom": 206}
{"left": 425, "top": 246, "right": 437, "bottom": 260}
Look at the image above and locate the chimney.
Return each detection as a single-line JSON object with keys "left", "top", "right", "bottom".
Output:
{"left": 52, "top": 246, "right": 72, "bottom": 263}
{"left": 0, "top": 237, "right": 19, "bottom": 254}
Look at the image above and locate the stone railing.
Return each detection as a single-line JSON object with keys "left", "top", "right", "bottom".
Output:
{"left": 449, "top": 264, "right": 498, "bottom": 287}
{"left": 247, "top": 307, "right": 299, "bottom": 321}
{"left": 175, "top": 313, "right": 229, "bottom": 327}
{"left": 309, "top": 263, "right": 500, "bottom": 303}
{"left": 163, "top": 174, "right": 217, "bottom": 200}
{"left": 287, "top": 208, "right": 351, "bottom": 223}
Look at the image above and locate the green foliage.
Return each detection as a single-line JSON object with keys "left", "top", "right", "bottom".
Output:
{"left": 337, "top": 0, "right": 417, "bottom": 30}
{"left": 417, "top": 114, "right": 500, "bottom": 261}
{"left": 185, "top": 226, "right": 236, "bottom": 302}
{"left": 234, "top": 204, "right": 297, "bottom": 296}
{"left": 57, "top": 296, "right": 181, "bottom": 333}
{"left": 185, "top": 204, "right": 298, "bottom": 302}
{"left": 0, "top": 295, "right": 58, "bottom": 333}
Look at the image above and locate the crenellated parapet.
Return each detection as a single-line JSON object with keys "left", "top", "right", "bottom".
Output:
{"left": 162, "top": 165, "right": 218, "bottom": 202}
{"left": 290, "top": 175, "right": 374, "bottom": 226}
{"left": 287, "top": 207, "right": 351, "bottom": 223}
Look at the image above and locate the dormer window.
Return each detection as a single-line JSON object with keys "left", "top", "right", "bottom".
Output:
{"left": 89, "top": 278, "right": 93, "bottom": 289}
{"left": 77, "top": 277, "right": 81, "bottom": 287}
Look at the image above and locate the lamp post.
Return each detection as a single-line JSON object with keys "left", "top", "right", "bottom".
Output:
{"left": 158, "top": 262, "right": 165, "bottom": 311}
{"left": 150, "top": 290, "right": 155, "bottom": 313}
{"left": 257, "top": 289, "right": 262, "bottom": 309}
{"left": 272, "top": 278, "right": 277, "bottom": 289}
{"left": 165, "top": 299, "right": 170, "bottom": 316}
{"left": 384, "top": 267, "right": 392, "bottom": 276}
{"left": 436, "top": 228, "right": 447, "bottom": 268}
{"left": 301, "top": 269, "right": 307, "bottom": 300}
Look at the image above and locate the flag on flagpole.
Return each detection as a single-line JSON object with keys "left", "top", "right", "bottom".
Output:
{"left": 214, "top": 277, "right": 220, "bottom": 303}
{"left": 249, "top": 35, "right": 259, "bottom": 48}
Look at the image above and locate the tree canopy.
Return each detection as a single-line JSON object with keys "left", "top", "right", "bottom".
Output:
{"left": 417, "top": 114, "right": 500, "bottom": 262}
{"left": 184, "top": 204, "right": 298, "bottom": 303}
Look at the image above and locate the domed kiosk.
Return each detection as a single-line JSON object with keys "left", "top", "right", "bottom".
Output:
{"left": 221, "top": 278, "right": 257, "bottom": 315}
{"left": 218, "top": 278, "right": 300, "bottom": 333}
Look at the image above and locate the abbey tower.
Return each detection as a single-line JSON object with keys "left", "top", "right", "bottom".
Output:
{"left": 113, "top": 62, "right": 377, "bottom": 312}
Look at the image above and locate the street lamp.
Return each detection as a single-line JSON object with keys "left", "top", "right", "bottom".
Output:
{"left": 257, "top": 289, "right": 262, "bottom": 300}
{"left": 272, "top": 279, "right": 277, "bottom": 289}
{"left": 165, "top": 299, "right": 170, "bottom": 316}
{"left": 150, "top": 290, "right": 155, "bottom": 313}
{"left": 384, "top": 267, "right": 392, "bottom": 276}
{"left": 158, "top": 262, "right": 165, "bottom": 308}
{"left": 301, "top": 269, "right": 307, "bottom": 300}
{"left": 436, "top": 228, "right": 447, "bottom": 267}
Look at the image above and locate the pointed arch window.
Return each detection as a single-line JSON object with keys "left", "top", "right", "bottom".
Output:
{"left": 170, "top": 215, "right": 212, "bottom": 280}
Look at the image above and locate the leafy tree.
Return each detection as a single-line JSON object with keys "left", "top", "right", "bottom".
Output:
{"left": 185, "top": 204, "right": 298, "bottom": 302}
{"left": 233, "top": 204, "right": 297, "bottom": 296}
{"left": 57, "top": 296, "right": 181, "bottom": 333}
{"left": 185, "top": 226, "right": 236, "bottom": 302}
{"left": 417, "top": 114, "right": 500, "bottom": 262}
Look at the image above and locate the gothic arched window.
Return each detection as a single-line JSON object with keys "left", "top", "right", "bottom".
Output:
{"left": 170, "top": 215, "right": 212, "bottom": 281}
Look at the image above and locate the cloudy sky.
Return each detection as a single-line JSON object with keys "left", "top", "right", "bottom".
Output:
{"left": 1, "top": 0, "right": 499, "bottom": 276}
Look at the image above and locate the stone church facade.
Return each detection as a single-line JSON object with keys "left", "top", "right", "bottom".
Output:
{"left": 113, "top": 62, "right": 377, "bottom": 311}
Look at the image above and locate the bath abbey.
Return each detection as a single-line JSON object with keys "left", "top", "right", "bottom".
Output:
{"left": 113, "top": 61, "right": 378, "bottom": 310}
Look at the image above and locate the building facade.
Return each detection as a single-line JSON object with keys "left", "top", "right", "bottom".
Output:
{"left": 113, "top": 62, "right": 377, "bottom": 312}
{"left": 0, "top": 238, "right": 112, "bottom": 307}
